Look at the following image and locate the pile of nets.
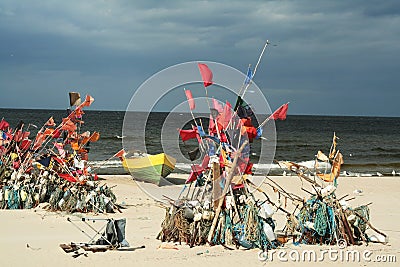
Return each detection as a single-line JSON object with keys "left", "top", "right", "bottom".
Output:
{"left": 0, "top": 93, "right": 119, "bottom": 213}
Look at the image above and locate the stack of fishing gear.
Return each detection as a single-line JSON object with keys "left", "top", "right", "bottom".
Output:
{"left": 158, "top": 59, "right": 287, "bottom": 251}
{"left": 0, "top": 93, "right": 119, "bottom": 213}
{"left": 277, "top": 134, "right": 388, "bottom": 247}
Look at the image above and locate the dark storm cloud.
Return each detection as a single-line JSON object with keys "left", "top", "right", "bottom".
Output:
{"left": 0, "top": 0, "right": 399, "bottom": 116}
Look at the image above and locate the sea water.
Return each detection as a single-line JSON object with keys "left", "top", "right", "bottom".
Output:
{"left": 1, "top": 108, "right": 399, "bottom": 176}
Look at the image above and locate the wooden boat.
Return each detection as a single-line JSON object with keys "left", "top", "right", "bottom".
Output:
{"left": 122, "top": 153, "right": 176, "bottom": 185}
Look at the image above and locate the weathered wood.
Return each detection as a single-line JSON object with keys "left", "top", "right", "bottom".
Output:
{"left": 207, "top": 141, "right": 248, "bottom": 243}
{"left": 212, "top": 162, "right": 222, "bottom": 210}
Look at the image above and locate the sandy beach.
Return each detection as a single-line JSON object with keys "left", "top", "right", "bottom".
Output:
{"left": 1, "top": 174, "right": 399, "bottom": 267}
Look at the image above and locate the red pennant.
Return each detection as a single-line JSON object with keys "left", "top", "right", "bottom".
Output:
{"left": 113, "top": 149, "right": 126, "bottom": 158}
{"left": 58, "top": 173, "right": 77, "bottom": 183}
{"left": 270, "top": 103, "right": 289, "bottom": 120}
{"left": 198, "top": 63, "right": 213, "bottom": 87}
{"left": 0, "top": 119, "right": 10, "bottom": 130}
{"left": 178, "top": 128, "right": 198, "bottom": 142}
{"left": 184, "top": 89, "right": 195, "bottom": 110}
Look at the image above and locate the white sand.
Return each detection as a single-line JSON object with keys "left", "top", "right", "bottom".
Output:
{"left": 0, "top": 174, "right": 399, "bottom": 266}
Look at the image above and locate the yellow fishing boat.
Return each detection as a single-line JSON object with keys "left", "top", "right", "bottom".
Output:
{"left": 122, "top": 153, "right": 176, "bottom": 185}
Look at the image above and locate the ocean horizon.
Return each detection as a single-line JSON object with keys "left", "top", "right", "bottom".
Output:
{"left": 1, "top": 108, "right": 399, "bottom": 176}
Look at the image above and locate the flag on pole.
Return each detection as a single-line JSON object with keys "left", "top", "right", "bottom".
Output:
{"left": 37, "top": 156, "right": 51, "bottom": 167}
{"left": 69, "top": 92, "right": 81, "bottom": 106}
{"left": 212, "top": 98, "right": 224, "bottom": 113}
{"left": 197, "top": 63, "right": 213, "bottom": 87}
{"left": 219, "top": 101, "right": 233, "bottom": 129}
{"left": 81, "top": 95, "right": 94, "bottom": 108}
{"left": 20, "top": 139, "right": 32, "bottom": 150}
{"left": 184, "top": 89, "right": 196, "bottom": 110}
{"left": 178, "top": 128, "right": 198, "bottom": 142}
{"left": 244, "top": 66, "right": 253, "bottom": 85}
{"left": 269, "top": 103, "right": 289, "bottom": 120}
{"left": 58, "top": 173, "right": 77, "bottom": 183}
{"left": 185, "top": 164, "right": 205, "bottom": 183}
{"left": 45, "top": 117, "right": 56, "bottom": 127}
{"left": 61, "top": 118, "right": 77, "bottom": 132}
{"left": 113, "top": 149, "right": 126, "bottom": 158}
{"left": 54, "top": 142, "right": 66, "bottom": 158}
{"left": 89, "top": 131, "right": 100, "bottom": 142}
{"left": 197, "top": 125, "right": 206, "bottom": 137}
{"left": 0, "top": 119, "right": 10, "bottom": 130}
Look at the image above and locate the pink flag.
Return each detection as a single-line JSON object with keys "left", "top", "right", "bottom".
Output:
{"left": 219, "top": 101, "right": 233, "bottom": 129}
{"left": 184, "top": 89, "right": 195, "bottom": 110}
{"left": 197, "top": 63, "right": 213, "bottom": 87}
{"left": 212, "top": 98, "right": 224, "bottom": 113}
{"left": 269, "top": 103, "right": 289, "bottom": 120}
{"left": 54, "top": 142, "right": 66, "bottom": 158}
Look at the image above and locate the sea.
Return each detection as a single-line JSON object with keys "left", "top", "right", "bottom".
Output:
{"left": 1, "top": 108, "right": 400, "bottom": 177}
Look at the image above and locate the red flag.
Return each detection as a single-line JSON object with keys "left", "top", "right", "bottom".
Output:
{"left": 113, "top": 149, "right": 126, "bottom": 158}
{"left": 198, "top": 63, "right": 213, "bottom": 87}
{"left": 238, "top": 159, "right": 253, "bottom": 175}
{"left": 20, "top": 139, "right": 32, "bottom": 150}
{"left": 0, "top": 119, "right": 10, "bottom": 130}
{"left": 13, "top": 130, "right": 23, "bottom": 142}
{"left": 185, "top": 164, "right": 205, "bottom": 183}
{"left": 201, "top": 155, "right": 210, "bottom": 169}
{"left": 208, "top": 114, "right": 216, "bottom": 135}
{"left": 52, "top": 156, "right": 64, "bottom": 165}
{"left": 269, "top": 103, "right": 289, "bottom": 120}
{"left": 184, "top": 89, "right": 195, "bottom": 110}
{"left": 52, "top": 129, "right": 62, "bottom": 139}
{"left": 22, "top": 131, "right": 30, "bottom": 140}
{"left": 192, "top": 125, "right": 201, "bottom": 143}
{"left": 58, "top": 173, "right": 77, "bottom": 183}
{"left": 178, "top": 128, "right": 198, "bottom": 142}
{"left": 218, "top": 101, "right": 233, "bottom": 129}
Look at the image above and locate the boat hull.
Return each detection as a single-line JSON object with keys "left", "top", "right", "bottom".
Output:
{"left": 122, "top": 153, "right": 176, "bottom": 185}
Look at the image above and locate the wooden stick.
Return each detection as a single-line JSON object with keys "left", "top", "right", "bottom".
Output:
{"left": 207, "top": 141, "right": 248, "bottom": 243}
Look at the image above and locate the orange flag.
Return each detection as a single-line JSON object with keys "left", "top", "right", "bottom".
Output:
{"left": 89, "top": 132, "right": 100, "bottom": 142}
{"left": 81, "top": 95, "right": 94, "bottom": 107}
{"left": 113, "top": 149, "right": 126, "bottom": 158}
{"left": 45, "top": 117, "right": 56, "bottom": 127}
{"left": 61, "top": 118, "right": 77, "bottom": 132}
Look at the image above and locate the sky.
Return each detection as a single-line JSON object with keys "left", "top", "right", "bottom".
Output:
{"left": 0, "top": 0, "right": 399, "bottom": 116}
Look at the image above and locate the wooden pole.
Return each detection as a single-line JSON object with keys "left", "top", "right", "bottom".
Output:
{"left": 207, "top": 141, "right": 248, "bottom": 243}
